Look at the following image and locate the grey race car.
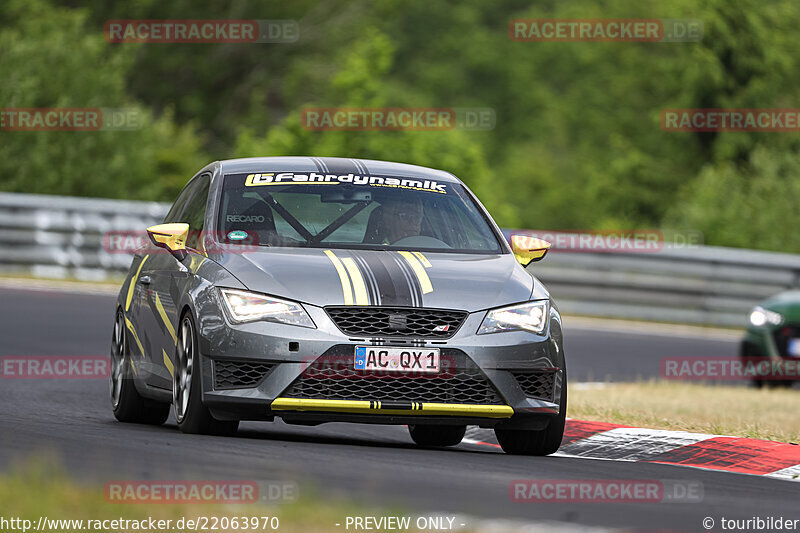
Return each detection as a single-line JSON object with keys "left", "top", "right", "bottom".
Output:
{"left": 110, "top": 156, "right": 566, "bottom": 455}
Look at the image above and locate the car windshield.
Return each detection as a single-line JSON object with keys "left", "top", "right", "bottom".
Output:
{"left": 217, "top": 172, "right": 503, "bottom": 253}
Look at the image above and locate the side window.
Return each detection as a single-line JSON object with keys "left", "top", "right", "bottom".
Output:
{"left": 163, "top": 183, "right": 195, "bottom": 224}
{"left": 182, "top": 174, "right": 211, "bottom": 250}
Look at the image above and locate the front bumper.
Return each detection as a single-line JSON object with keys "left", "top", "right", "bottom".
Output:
{"left": 195, "top": 301, "right": 565, "bottom": 427}
{"left": 271, "top": 398, "right": 515, "bottom": 417}
{"left": 743, "top": 324, "right": 799, "bottom": 360}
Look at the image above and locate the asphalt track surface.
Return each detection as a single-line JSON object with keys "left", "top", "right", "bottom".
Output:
{"left": 0, "top": 286, "right": 797, "bottom": 532}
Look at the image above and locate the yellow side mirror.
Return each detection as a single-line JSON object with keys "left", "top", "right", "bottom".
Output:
{"left": 510, "top": 234, "right": 551, "bottom": 266}
{"left": 147, "top": 223, "right": 189, "bottom": 259}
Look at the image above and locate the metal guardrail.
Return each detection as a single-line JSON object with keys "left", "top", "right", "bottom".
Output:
{"left": 531, "top": 246, "right": 800, "bottom": 327}
{"left": 0, "top": 192, "right": 168, "bottom": 281}
{"left": 1, "top": 191, "right": 798, "bottom": 327}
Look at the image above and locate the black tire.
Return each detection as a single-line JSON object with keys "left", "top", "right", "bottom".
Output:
{"left": 738, "top": 343, "right": 794, "bottom": 388}
{"left": 495, "top": 371, "right": 567, "bottom": 456}
{"left": 739, "top": 342, "right": 764, "bottom": 389}
{"left": 174, "top": 312, "right": 239, "bottom": 436}
{"left": 110, "top": 309, "right": 170, "bottom": 425}
{"left": 408, "top": 424, "right": 466, "bottom": 447}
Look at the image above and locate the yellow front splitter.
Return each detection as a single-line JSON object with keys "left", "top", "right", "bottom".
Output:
{"left": 270, "top": 398, "right": 514, "bottom": 418}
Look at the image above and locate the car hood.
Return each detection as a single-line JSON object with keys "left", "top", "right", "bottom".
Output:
{"left": 215, "top": 248, "right": 534, "bottom": 312}
{"left": 761, "top": 291, "right": 800, "bottom": 323}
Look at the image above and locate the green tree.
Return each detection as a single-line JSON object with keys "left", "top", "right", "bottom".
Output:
{"left": 6, "top": 0, "right": 800, "bottom": 250}
{"left": 666, "top": 146, "right": 800, "bottom": 251}
{"left": 0, "top": 0, "right": 207, "bottom": 200}
{"left": 233, "top": 26, "right": 515, "bottom": 224}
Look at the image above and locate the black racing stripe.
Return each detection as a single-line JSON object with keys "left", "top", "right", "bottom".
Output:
{"left": 351, "top": 253, "right": 380, "bottom": 306}
{"left": 318, "top": 157, "right": 360, "bottom": 175}
{"left": 380, "top": 400, "right": 413, "bottom": 411}
{"left": 364, "top": 252, "right": 413, "bottom": 307}
{"left": 388, "top": 253, "right": 418, "bottom": 307}
{"left": 392, "top": 253, "right": 423, "bottom": 307}
{"left": 311, "top": 157, "right": 328, "bottom": 173}
{"left": 310, "top": 157, "right": 325, "bottom": 172}
{"left": 352, "top": 159, "right": 369, "bottom": 175}
{"left": 361, "top": 252, "right": 402, "bottom": 306}
{"left": 404, "top": 255, "right": 424, "bottom": 307}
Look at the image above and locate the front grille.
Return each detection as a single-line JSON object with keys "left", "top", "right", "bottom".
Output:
{"left": 326, "top": 307, "right": 467, "bottom": 338}
{"left": 214, "top": 360, "right": 274, "bottom": 389}
{"left": 513, "top": 371, "right": 555, "bottom": 401}
{"left": 772, "top": 325, "right": 800, "bottom": 357}
{"left": 283, "top": 349, "right": 503, "bottom": 404}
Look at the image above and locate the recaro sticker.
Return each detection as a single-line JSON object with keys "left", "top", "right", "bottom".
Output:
{"left": 226, "top": 215, "right": 264, "bottom": 223}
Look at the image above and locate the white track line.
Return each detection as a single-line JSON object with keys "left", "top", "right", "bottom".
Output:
{"left": 555, "top": 427, "right": 719, "bottom": 461}
{"left": 765, "top": 464, "right": 800, "bottom": 481}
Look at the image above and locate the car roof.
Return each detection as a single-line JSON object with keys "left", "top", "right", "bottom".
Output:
{"left": 217, "top": 156, "right": 463, "bottom": 184}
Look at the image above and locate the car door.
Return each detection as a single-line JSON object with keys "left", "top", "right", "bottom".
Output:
{"left": 141, "top": 174, "right": 211, "bottom": 390}
{"left": 127, "top": 180, "right": 195, "bottom": 376}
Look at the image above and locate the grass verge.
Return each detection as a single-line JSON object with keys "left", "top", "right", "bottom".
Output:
{"left": 0, "top": 461, "right": 466, "bottom": 533}
{"left": 569, "top": 381, "right": 799, "bottom": 443}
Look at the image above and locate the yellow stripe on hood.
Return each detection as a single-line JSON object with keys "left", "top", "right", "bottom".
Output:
{"left": 341, "top": 257, "right": 370, "bottom": 305}
{"left": 324, "top": 250, "right": 354, "bottom": 305}
{"left": 398, "top": 251, "right": 433, "bottom": 294}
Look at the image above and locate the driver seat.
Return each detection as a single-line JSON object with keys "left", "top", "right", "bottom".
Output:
{"left": 362, "top": 205, "right": 388, "bottom": 244}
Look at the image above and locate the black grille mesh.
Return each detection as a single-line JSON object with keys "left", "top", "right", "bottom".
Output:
{"left": 214, "top": 360, "right": 274, "bottom": 389}
{"left": 513, "top": 372, "right": 555, "bottom": 401}
{"left": 325, "top": 307, "right": 467, "bottom": 338}
{"left": 283, "top": 350, "right": 503, "bottom": 404}
{"left": 772, "top": 325, "right": 800, "bottom": 357}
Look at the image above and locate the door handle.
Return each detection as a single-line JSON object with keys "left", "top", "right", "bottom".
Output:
{"left": 139, "top": 275, "right": 152, "bottom": 285}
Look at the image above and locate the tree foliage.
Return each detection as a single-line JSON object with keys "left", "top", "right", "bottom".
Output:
{"left": 0, "top": 0, "right": 205, "bottom": 200}
{"left": 2, "top": 0, "right": 800, "bottom": 251}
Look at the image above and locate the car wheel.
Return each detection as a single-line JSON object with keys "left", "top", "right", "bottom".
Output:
{"left": 495, "top": 371, "right": 567, "bottom": 456}
{"left": 110, "top": 309, "right": 170, "bottom": 425}
{"left": 408, "top": 424, "right": 466, "bottom": 447}
{"left": 174, "top": 312, "right": 239, "bottom": 436}
{"left": 739, "top": 342, "right": 764, "bottom": 389}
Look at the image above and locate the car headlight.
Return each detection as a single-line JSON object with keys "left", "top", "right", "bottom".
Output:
{"left": 478, "top": 300, "right": 549, "bottom": 335}
{"left": 218, "top": 288, "right": 315, "bottom": 328}
{"left": 749, "top": 306, "right": 783, "bottom": 327}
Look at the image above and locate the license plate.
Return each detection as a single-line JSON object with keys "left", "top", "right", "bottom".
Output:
{"left": 354, "top": 346, "right": 440, "bottom": 373}
{"left": 788, "top": 339, "right": 800, "bottom": 357}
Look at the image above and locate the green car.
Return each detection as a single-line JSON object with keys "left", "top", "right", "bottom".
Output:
{"left": 741, "top": 291, "right": 800, "bottom": 387}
